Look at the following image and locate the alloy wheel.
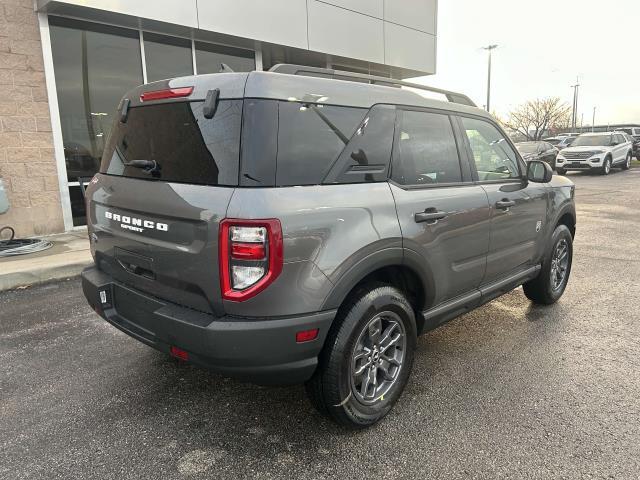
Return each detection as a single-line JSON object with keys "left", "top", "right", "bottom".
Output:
{"left": 550, "top": 238, "right": 570, "bottom": 291}
{"left": 350, "top": 312, "right": 406, "bottom": 405}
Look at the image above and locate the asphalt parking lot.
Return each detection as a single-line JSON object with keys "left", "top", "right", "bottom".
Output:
{"left": 2, "top": 168, "right": 640, "bottom": 479}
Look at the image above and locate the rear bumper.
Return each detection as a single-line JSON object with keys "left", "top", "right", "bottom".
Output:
{"left": 81, "top": 266, "right": 335, "bottom": 385}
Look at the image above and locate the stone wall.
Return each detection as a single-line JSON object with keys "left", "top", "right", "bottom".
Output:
{"left": 0, "top": 0, "right": 63, "bottom": 237}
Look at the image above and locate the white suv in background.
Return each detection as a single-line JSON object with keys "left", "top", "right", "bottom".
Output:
{"left": 556, "top": 132, "right": 633, "bottom": 175}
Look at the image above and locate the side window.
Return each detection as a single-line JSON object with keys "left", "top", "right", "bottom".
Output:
{"left": 460, "top": 116, "right": 520, "bottom": 181}
{"left": 615, "top": 134, "right": 625, "bottom": 144}
{"left": 391, "top": 110, "right": 462, "bottom": 186}
{"left": 276, "top": 102, "right": 366, "bottom": 186}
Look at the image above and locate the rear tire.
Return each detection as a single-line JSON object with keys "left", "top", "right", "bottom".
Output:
{"left": 600, "top": 156, "right": 611, "bottom": 175}
{"left": 523, "top": 224, "right": 573, "bottom": 305}
{"left": 622, "top": 152, "right": 631, "bottom": 170}
{"left": 306, "top": 284, "right": 417, "bottom": 429}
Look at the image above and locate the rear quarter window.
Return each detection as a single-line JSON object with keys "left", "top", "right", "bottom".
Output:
{"left": 275, "top": 102, "right": 367, "bottom": 186}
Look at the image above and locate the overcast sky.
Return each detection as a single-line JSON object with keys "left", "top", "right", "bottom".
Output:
{"left": 411, "top": 0, "right": 639, "bottom": 126}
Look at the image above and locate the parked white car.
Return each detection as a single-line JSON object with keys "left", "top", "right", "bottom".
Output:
{"left": 555, "top": 132, "right": 633, "bottom": 175}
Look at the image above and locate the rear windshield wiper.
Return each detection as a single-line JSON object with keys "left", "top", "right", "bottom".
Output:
{"left": 123, "top": 159, "right": 158, "bottom": 170}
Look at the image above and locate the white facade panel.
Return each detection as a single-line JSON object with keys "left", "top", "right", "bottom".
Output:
{"left": 38, "top": 0, "right": 437, "bottom": 74}
{"left": 197, "top": 0, "right": 308, "bottom": 50}
{"left": 320, "top": 0, "right": 383, "bottom": 19}
{"left": 384, "top": 0, "right": 437, "bottom": 34}
{"left": 40, "top": 0, "right": 199, "bottom": 28}
{"left": 308, "top": 1, "right": 384, "bottom": 64}
{"left": 384, "top": 22, "right": 436, "bottom": 73}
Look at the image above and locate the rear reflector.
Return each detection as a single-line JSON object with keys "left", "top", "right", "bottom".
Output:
{"left": 140, "top": 86, "right": 194, "bottom": 102}
{"left": 296, "top": 329, "right": 319, "bottom": 343}
{"left": 170, "top": 346, "right": 189, "bottom": 361}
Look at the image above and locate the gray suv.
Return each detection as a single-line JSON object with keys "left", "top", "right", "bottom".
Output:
{"left": 81, "top": 65, "right": 576, "bottom": 428}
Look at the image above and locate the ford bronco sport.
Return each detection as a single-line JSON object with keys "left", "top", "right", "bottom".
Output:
{"left": 81, "top": 65, "right": 576, "bottom": 428}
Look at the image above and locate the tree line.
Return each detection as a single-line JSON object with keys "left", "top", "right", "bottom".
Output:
{"left": 497, "top": 97, "right": 572, "bottom": 140}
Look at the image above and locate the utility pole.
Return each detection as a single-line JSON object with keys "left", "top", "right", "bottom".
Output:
{"left": 483, "top": 45, "right": 498, "bottom": 112}
{"left": 592, "top": 107, "right": 596, "bottom": 132}
{"left": 570, "top": 77, "right": 580, "bottom": 130}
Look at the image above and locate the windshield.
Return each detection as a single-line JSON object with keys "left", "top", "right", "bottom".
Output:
{"left": 516, "top": 143, "right": 539, "bottom": 153}
{"left": 546, "top": 138, "right": 561, "bottom": 145}
{"left": 571, "top": 135, "right": 612, "bottom": 147}
{"left": 616, "top": 128, "right": 632, "bottom": 135}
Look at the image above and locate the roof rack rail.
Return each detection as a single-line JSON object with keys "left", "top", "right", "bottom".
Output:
{"left": 268, "top": 64, "right": 477, "bottom": 107}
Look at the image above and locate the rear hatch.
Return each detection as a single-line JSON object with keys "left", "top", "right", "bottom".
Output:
{"left": 86, "top": 75, "right": 247, "bottom": 316}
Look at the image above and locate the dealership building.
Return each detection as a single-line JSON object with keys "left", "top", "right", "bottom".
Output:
{"left": 0, "top": 0, "right": 438, "bottom": 236}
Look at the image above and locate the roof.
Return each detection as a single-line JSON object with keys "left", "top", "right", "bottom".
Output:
{"left": 126, "top": 71, "right": 489, "bottom": 118}
{"left": 243, "top": 72, "right": 486, "bottom": 116}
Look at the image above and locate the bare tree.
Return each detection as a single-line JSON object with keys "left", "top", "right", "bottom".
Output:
{"left": 504, "top": 97, "right": 571, "bottom": 140}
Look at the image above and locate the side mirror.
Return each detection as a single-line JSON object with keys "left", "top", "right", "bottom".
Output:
{"left": 527, "top": 160, "right": 553, "bottom": 183}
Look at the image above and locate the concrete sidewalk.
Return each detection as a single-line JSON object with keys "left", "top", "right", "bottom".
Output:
{"left": 0, "top": 230, "right": 91, "bottom": 291}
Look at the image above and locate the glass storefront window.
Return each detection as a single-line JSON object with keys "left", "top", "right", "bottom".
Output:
{"left": 195, "top": 41, "right": 255, "bottom": 74}
{"left": 143, "top": 33, "right": 193, "bottom": 82}
{"left": 48, "top": 17, "right": 256, "bottom": 227}
{"left": 49, "top": 17, "right": 144, "bottom": 226}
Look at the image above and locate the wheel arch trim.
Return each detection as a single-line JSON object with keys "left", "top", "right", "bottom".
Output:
{"left": 320, "top": 247, "right": 435, "bottom": 312}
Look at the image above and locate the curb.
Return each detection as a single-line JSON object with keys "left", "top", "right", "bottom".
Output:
{"left": 0, "top": 258, "right": 92, "bottom": 291}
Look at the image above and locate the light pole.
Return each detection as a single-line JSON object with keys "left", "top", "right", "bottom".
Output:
{"left": 592, "top": 107, "right": 596, "bottom": 132}
{"left": 570, "top": 77, "right": 580, "bottom": 130}
{"left": 483, "top": 44, "right": 498, "bottom": 112}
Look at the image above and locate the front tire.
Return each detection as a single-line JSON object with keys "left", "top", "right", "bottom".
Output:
{"left": 600, "top": 156, "right": 611, "bottom": 175}
{"left": 622, "top": 152, "right": 631, "bottom": 170}
{"left": 306, "top": 284, "right": 417, "bottom": 429}
{"left": 523, "top": 224, "right": 573, "bottom": 305}
{"left": 556, "top": 167, "right": 567, "bottom": 175}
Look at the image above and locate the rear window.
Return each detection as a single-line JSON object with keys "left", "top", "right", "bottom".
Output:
{"left": 516, "top": 143, "right": 539, "bottom": 153}
{"left": 101, "top": 100, "right": 242, "bottom": 186}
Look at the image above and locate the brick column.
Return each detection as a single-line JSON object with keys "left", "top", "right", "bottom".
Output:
{"left": 0, "top": 1, "right": 64, "bottom": 237}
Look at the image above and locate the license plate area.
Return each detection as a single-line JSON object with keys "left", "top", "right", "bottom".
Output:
{"left": 112, "top": 284, "right": 164, "bottom": 339}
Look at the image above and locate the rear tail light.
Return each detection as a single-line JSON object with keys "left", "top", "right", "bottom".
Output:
{"left": 140, "top": 86, "right": 193, "bottom": 102}
{"left": 219, "top": 219, "right": 283, "bottom": 301}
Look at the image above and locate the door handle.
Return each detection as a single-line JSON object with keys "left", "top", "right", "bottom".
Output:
{"left": 414, "top": 209, "right": 449, "bottom": 223}
{"left": 495, "top": 199, "right": 516, "bottom": 210}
